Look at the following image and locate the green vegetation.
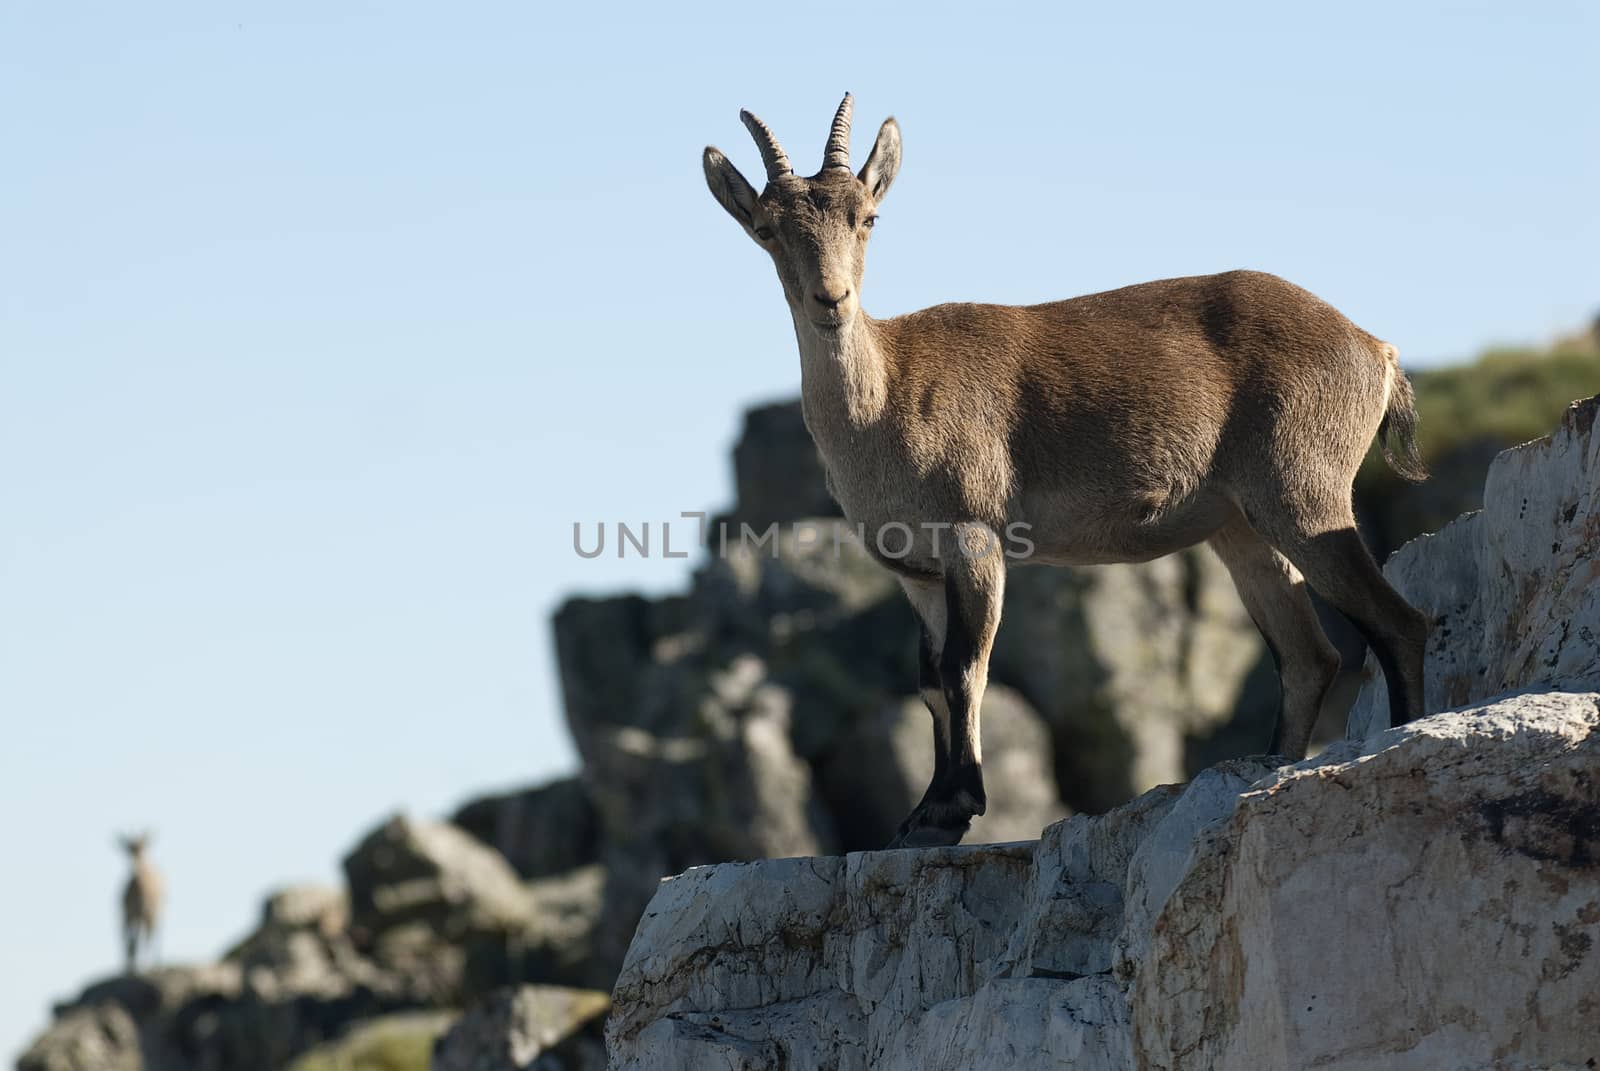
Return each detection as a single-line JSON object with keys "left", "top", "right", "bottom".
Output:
{"left": 285, "top": 1012, "right": 453, "bottom": 1071}
{"left": 1360, "top": 328, "right": 1600, "bottom": 489}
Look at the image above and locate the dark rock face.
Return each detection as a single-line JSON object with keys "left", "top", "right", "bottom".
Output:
{"left": 342, "top": 815, "right": 606, "bottom": 997}
{"left": 432, "top": 986, "right": 609, "bottom": 1071}
{"left": 452, "top": 779, "right": 598, "bottom": 881}
{"left": 19, "top": 955, "right": 421, "bottom": 1071}
{"left": 723, "top": 400, "right": 839, "bottom": 530}
{"left": 17, "top": 1004, "right": 140, "bottom": 1071}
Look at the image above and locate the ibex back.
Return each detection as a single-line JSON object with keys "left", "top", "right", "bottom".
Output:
{"left": 703, "top": 94, "right": 1430, "bottom": 847}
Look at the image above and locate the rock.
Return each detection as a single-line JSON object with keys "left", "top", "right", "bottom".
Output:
{"left": 25, "top": 962, "right": 330, "bottom": 1071}
{"left": 345, "top": 816, "right": 538, "bottom": 946}
{"left": 608, "top": 395, "right": 1600, "bottom": 1070}
{"left": 606, "top": 843, "right": 1036, "bottom": 1070}
{"left": 576, "top": 654, "right": 830, "bottom": 983}
{"left": 20, "top": 857, "right": 607, "bottom": 1071}
{"left": 551, "top": 594, "right": 698, "bottom": 745}
{"left": 1356, "top": 435, "right": 1507, "bottom": 562}
{"left": 1135, "top": 691, "right": 1600, "bottom": 1069}
{"left": 607, "top": 692, "right": 1600, "bottom": 1070}
{"left": 1349, "top": 394, "right": 1600, "bottom": 740}
{"left": 342, "top": 816, "right": 604, "bottom": 998}
{"left": 993, "top": 549, "right": 1265, "bottom": 813}
{"left": 224, "top": 885, "right": 372, "bottom": 1000}
{"left": 721, "top": 400, "right": 839, "bottom": 530}
{"left": 16, "top": 1003, "right": 141, "bottom": 1071}
{"left": 286, "top": 1011, "right": 455, "bottom": 1071}
{"left": 691, "top": 518, "right": 916, "bottom": 764}
{"left": 431, "top": 986, "right": 609, "bottom": 1071}
{"left": 452, "top": 778, "right": 599, "bottom": 881}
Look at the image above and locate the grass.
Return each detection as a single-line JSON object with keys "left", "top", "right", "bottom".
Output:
{"left": 286, "top": 1012, "right": 454, "bottom": 1071}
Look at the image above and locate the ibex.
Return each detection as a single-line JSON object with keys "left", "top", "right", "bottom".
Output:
{"left": 118, "top": 832, "right": 162, "bottom": 973}
{"left": 703, "top": 94, "right": 1430, "bottom": 848}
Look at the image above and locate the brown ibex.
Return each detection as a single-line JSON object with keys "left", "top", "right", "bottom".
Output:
{"left": 703, "top": 95, "right": 1430, "bottom": 848}
{"left": 118, "top": 832, "right": 163, "bottom": 973}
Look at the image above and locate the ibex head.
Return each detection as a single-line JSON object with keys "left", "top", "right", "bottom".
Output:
{"left": 704, "top": 93, "right": 901, "bottom": 336}
{"left": 118, "top": 831, "right": 153, "bottom": 858}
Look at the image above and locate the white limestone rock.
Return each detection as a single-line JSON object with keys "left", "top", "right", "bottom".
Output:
{"left": 1350, "top": 395, "right": 1600, "bottom": 740}
{"left": 607, "top": 692, "right": 1600, "bottom": 1071}
{"left": 1135, "top": 690, "right": 1600, "bottom": 1070}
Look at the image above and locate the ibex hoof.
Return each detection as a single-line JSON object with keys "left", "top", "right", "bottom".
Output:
{"left": 885, "top": 789, "right": 983, "bottom": 849}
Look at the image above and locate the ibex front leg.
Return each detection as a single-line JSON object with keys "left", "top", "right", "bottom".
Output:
{"left": 889, "top": 544, "right": 1004, "bottom": 848}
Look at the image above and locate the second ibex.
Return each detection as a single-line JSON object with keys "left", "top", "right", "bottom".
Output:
{"left": 702, "top": 94, "right": 1430, "bottom": 848}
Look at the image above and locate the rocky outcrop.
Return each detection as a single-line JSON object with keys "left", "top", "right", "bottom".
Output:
{"left": 1349, "top": 395, "right": 1600, "bottom": 740}
{"left": 342, "top": 815, "right": 605, "bottom": 996}
{"left": 607, "top": 692, "right": 1600, "bottom": 1070}
{"left": 452, "top": 778, "right": 599, "bottom": 881}
{"left": 16, "top": 957, "right": 393, "bottom": 1071}
{"left": 607, "top": 395, "right": 1600, "bottom": 1070}
{"left": 18, "top": 821, "right": 609, "bottom": 1071}
{"left": 537, "top": 399, "right": 1276, "bottom": 995}
{"left": 431, "top": 986, "right": 609, "bottom": 1071}
{"left": 23, "top": 382, "right": 1592, "bottom": 1070}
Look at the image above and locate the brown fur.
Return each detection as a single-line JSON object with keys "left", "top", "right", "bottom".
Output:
{"left": 704, "top": 96, "right": 1429, "bottom": 847}
{"left": 119, "top": 833, "right": 162, "bottom": 974}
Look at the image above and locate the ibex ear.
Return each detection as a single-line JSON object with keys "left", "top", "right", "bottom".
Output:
{"left": 703, "top": 147, "right": 761, "bottom": 234}
{"left": 859, "top": 118, "right": 901, "bottom": 201}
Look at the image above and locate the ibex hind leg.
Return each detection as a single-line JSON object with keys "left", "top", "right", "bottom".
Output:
{"left": 1248, "top": 492, "right": 1428, "bottom": 727}
{"left": 1208, "top": 515, "right": 1341, "bottom": 760}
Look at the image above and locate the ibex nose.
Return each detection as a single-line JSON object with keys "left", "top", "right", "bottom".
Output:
{"left": 811, "top": 285, "right": 851, "bottom": 311}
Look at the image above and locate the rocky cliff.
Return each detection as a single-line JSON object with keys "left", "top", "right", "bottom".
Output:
{"left": 19, "top": 381, "right": 1597, "bottom": 1071}
{"left": 607, "top": 396, "right": 1600, "bottom": 1070}
{"left": 15, "top": 395, "right": 1270, "bottom": 1071}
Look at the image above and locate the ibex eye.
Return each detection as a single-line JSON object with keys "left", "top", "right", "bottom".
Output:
{"left": 755, "top": 226, "right": 774, "bottom": 241}
{"left": 864, "top": 214, "right": 878, "bottom": 228}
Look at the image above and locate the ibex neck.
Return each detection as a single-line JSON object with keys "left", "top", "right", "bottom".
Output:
{"left": 793, "top": 312, "right": 890, "bottom": 427}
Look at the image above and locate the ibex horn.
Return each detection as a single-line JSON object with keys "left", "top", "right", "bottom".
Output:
{"left": 740, "top": 109, "right": 792, "bottom": 182}
{"left": 821, "top": 92, "right": 853, "bottom": 171}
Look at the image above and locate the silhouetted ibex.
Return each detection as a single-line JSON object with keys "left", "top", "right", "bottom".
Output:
{"left": 118, "top": 832, "right": 162, "bottom": 973}
{"left": 703, "top": 95, "right": 1430, "bottom": 847}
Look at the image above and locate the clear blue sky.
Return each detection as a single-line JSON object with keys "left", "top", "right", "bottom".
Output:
{"left": 2, "top": 0, "right": 1594, "bottom": 1057}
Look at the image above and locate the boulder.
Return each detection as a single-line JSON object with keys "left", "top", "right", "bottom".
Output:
{"left": 994, "top": 550, "right": 1266, "bottom": 814}
{"left": 1349, "top": 395, "right": 1600, "bottom": 740}
{"left": 720, "top": 400, "right": 839, "bottom": 530}
{"left": 342, "top": 815, "right": 604, "bottom": 997}
{"left": 452, "top": 777, "right": 599, "bottom": 881}
{"left": 690, "top": 518, "right": 916, "bottom": 764}
{"left": 223, "top": 885, "right": 375, "bottom": 1001}
{"left": 431, "top": 985, "right": 609, "bottom": 1071}
{"left": 345, "top": 816, "right": 538, "bottom": 946}
{"left": 16, "top": 1003, "right": 141, "bottom": 1071}
{"left": 573, "top": 654, "right": 829, "bottom": 983}
{"left": 1136, "top": 691, "right": 1600, "bottom": 1070}
{"left": 607, "top": 692, "right": 1600, "bottom": 1070}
